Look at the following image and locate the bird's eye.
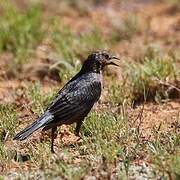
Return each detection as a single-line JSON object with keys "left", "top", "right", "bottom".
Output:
{"left": 104, "top": 54, "right": 109, "bottom": 59}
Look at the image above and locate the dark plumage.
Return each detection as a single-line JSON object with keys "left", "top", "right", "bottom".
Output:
{"left": 13, "top": 51, "right": 119, "bottom": 152}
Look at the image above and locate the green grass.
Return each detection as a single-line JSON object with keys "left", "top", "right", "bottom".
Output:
{"left": 0, "top": 87, "right": 179, "bottom": 178}
{"left": 0, "top": 0, "right": 109, "bottom": 78}
{"left": 81, "top": 112, "right": 127, "bottom": 162}
{"left": 0, "top": 104, "right": 17, "bottom": 172}
{"left": 108, "top": 83, "right": 127, "bottom": 105}
{"left": 0, "top": 104, "right": 17, "bottom": 139}
{"left": 0, "top": 45, "right": 179, "bottom": 180}
{"left": 122, "top": 46, "right": 179, "bottom": 104}
{"left": 148, "top": 131, "right": 180, "bottom": 179}
{"left": 24, "top": 81, "right": 57, "bottom": 115}
{"left": 105, "top": 46, "right": 179, "bottom": 106}
{"left": 0, "top": 0, "right": 43, "bottom": 72}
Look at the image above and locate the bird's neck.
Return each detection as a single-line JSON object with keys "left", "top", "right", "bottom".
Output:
{"left": 68, "top": 61, "right": 102, "bottom": 84}
{"left": 80, "top": 60, "right": 101, "bottom": 74}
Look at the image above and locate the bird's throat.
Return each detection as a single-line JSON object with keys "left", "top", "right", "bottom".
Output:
{"left": 81, "top": 60, "right": 101, "bottom": 74}
{"left": 91, "top": 62, "right": 101, "bottom": 73}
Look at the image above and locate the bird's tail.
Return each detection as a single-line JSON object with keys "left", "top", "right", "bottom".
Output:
{"left": 13, "top": 112, "right": 53, "bottom": 141}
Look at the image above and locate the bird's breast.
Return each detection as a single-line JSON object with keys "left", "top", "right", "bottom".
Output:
{"left": 85, "top": 72, "right": 102, "bottom": 100}
{"left": 86, "top": 72, "right": 102, "bottom": 89}
{"left": 86, "top": 72, "right": 102, "bottom": 83}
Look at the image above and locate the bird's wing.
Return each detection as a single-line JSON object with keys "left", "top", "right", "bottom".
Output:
{"left": 45, "top": 77, "right": 101, "bottom": 125}
{"left": 44, "top": 71, "right": 81, "bottom": 112}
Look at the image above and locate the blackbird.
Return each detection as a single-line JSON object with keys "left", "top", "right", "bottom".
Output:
{"left": 14, "top": 51, "right": 119, "bottom": 153}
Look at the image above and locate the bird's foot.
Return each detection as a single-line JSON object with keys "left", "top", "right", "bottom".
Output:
{"left": 51, "top": 147, "right": 56, "bottom": 153}
{"left": 75, "top": 133, "right": 82, "bottom": 142}
{"left": 51, "top": 149, "right": 55, "bottom": 154}
{"left": 51, "top": 145, "right": 57, "bottom": 154}
{"left": 76, "top": 136, "right": 81, "bottom": 141}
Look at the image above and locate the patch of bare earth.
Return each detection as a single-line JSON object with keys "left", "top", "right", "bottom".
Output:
{"left": 129, "top": 100, "right": 180, "bottom": 138}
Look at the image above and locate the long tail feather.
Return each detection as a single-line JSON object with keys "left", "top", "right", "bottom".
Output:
{"left": 13, "top": 112, "right": 53, "bottom": 141}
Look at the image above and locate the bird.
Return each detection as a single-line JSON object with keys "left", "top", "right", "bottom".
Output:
{"left": 13, "top": 51, "right": 119, "bottom": 153}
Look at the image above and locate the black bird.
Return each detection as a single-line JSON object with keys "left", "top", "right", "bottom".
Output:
{"left": 13, "top": 51, "right": 119, "bottom": 153}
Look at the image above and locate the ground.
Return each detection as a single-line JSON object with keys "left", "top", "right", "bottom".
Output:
{"left": 0, "top": 0, "right": 180, "bottom": 179}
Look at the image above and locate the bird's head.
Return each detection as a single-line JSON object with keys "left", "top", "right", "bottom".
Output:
{"left": 81, "top": 51, "right": 120, "bottom": 73}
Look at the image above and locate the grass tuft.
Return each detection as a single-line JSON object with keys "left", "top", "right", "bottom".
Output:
{"left": 123, "top": 47, "right": 179, "bottom": 104}
{"left": 25, "top": 81, "right": 56, "bottom": 115}
{"left": 0, "top": 0, "right": 44, "bottom": 72}
{"left": 0, "top": 104, "right": 17, "bottom": 140}
{"left": 80, "top": 111, "right": 129, "bottom": 163}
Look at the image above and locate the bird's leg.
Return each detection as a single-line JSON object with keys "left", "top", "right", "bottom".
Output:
{"left": 51, "top": 127, "right": 57, "bottom": 153}
{"left": 75, "top": 121, "right": 83, "bottom": 137}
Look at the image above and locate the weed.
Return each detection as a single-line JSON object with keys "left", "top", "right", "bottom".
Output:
{"left": 148, "top": 130, "right": 180, "bottom": 179}
{"left": 123, "top": 47, "right": 179, "bottom": 104}
{"left": 80, "top": 111, "right": 128, "bottom": 163}
{"left": 108, "top": 83, "right": 127, "bottom": 105}
{"left": 0, "top": 104, "right": 17, "bottom": 171}
{"left": 25, "top": 81, "right": 56, "bottom": 115}
{"left": 0, "top": 104, "right": 17, "bottom": 140}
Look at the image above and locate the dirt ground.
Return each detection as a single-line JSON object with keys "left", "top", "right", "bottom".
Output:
{"left": 0, "top": 0, "right": 180, "bottom": 178}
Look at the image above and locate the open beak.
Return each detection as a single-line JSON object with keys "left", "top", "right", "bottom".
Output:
{"left": 108, "top": 56, "right": 120, "bottom": 66}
